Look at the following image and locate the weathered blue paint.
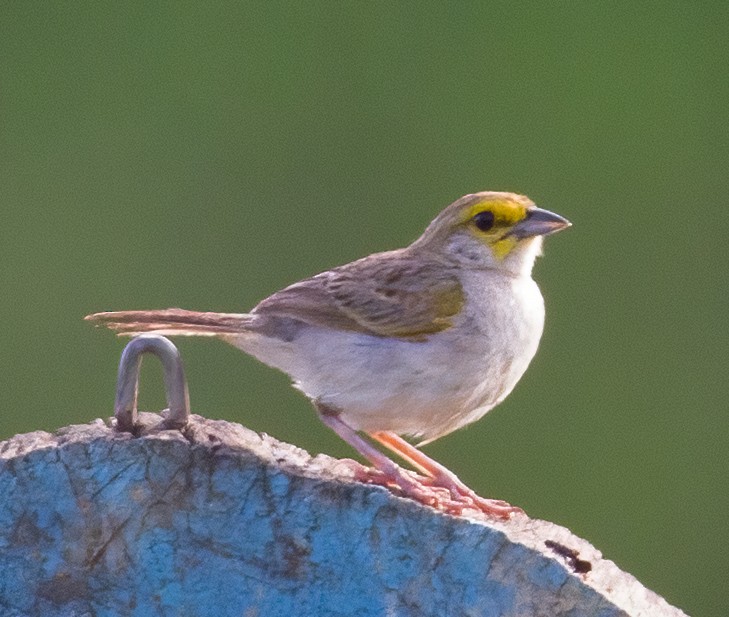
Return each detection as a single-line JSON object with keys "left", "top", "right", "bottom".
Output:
{"left": 0, "top": 418, "right": 684, "bottom": 617}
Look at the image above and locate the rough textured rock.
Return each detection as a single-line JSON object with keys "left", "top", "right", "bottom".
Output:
{"left": 0, "top": 414, "right": 687, "bottom": 617}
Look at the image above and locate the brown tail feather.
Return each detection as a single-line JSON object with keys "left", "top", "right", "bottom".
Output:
{"left": 84, "top": 308, "right": 251, "bottom": 337}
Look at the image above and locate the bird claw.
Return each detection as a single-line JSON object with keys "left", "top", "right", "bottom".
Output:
{"left": 454, "top": 492, "right": 524, "bottom": 519}
{"left": 426, "top": 472, "right": 524, "bottom": 519}
{"left": 348, "top": 463, "right": 522, "bottom": 520}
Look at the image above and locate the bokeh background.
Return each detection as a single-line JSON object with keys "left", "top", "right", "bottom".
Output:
{"left": 1, "top": 4, "right": 727, "bottom": 615}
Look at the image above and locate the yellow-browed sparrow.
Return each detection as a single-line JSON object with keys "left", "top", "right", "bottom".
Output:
{"left": 87, "top": 191, "right": 570, "bottom": 518}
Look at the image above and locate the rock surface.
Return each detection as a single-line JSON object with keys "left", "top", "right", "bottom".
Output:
{"left": 0, "top": 414, "right": 688, "bottom": 617}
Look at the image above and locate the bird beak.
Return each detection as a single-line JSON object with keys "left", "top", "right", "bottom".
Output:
{"left": 510, "top": 207, "right": 571, "bottom": 239}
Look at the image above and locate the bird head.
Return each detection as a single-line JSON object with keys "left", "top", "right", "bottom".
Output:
{"left": 411, "top": 191, "right": 571, "bottom": 276}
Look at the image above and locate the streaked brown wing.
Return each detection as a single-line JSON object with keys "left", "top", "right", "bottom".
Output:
{"left": 251, "top": 275, "right": 372, "bottom": 334}
{"left": 252, "top": 252, "right": 464, "bottom": 341}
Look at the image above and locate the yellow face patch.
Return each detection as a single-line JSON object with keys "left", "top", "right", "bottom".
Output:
{"left": 463, "top": 199, "right": 528, "bottom": 258}
{"left": 490, "top": 236, "right": 519, "bottom": 259}
{"left": 465, "top": 199, "right": 528, "bottom": 227}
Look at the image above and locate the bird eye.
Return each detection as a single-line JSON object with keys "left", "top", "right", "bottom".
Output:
{"left": 472, "top": 210, "right": 495, "bottom": 232}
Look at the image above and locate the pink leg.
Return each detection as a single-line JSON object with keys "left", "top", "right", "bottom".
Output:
{"left": 369, "top": 431, "right": 523, "bottom": 519}
{"left": 318, "top": 412, "right": 447, "bottom": 508}
{"left": 316, "top": 404, "right": 521, "bottom": 519}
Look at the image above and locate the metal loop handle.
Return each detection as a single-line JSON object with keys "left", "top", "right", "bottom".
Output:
{"left": 114, "top": 334, "right": 190, "bottom": 432}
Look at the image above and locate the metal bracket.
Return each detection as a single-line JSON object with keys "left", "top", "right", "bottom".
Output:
{"left": 114, "top": 334, "right": 190, "bottom": 433}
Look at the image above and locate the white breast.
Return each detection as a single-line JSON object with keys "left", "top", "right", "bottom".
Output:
{"left": 230, "top": 270, "right": 545, "bottom": 442}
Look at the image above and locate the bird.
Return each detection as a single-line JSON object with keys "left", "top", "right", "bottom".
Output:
{"left": 86, "top": 191, "right": 570, "bottom": 519}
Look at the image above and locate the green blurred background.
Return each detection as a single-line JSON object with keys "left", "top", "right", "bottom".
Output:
{"left": 1, "top": 3, "right": 727, "bottom": 615}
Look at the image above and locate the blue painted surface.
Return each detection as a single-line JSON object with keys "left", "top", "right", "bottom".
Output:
{"left": 0, "top": 427, "right": 628, "bottom": 617}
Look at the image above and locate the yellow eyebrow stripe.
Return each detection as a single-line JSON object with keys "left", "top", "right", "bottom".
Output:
{"left": 465, "top": 200, "right": 527, "bottom": 226}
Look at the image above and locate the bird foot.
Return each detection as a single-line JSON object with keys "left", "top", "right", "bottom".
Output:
{"left": 418, "top": 472, "right": 524, "bottom": 519}
{"left": 343, "top": 461, "right": 522, "bottom": 520}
